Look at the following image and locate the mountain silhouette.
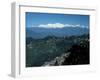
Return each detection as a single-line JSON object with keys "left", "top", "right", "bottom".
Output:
{"left": 26, "top": 27, "right": 89, "bottom": 39}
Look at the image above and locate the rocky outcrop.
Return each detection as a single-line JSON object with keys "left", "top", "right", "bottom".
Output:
{"left": 42, "top": 39, "right": 89, "bottom": 66}
{"left": 42, "top": 53, "right": 70, "bottom": 66}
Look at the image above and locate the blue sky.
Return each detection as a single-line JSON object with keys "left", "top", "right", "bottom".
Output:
{"left": 26, "top": 12, "right": 89, "bottom": 28}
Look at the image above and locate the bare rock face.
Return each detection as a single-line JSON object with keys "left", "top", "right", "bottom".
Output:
{"left": 42, "top": 53, "right": 70, "bottom": 66}
{"left": 42, "top": 39, "right": 89, "bottom": 66}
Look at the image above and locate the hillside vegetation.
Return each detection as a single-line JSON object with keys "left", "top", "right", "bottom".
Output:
{"left": 26, "top": 34, "right": 89, "bottom": 67}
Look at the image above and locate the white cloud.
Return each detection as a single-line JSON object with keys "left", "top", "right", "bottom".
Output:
{"left": 38, "top": 23, "right": 88, "bottom": 28}
{"left": 39, "top": 23, "right": 65, "bottom": 28}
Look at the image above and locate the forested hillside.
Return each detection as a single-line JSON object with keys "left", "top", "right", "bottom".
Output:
{"left": 26, "top": 34, "right": 89, "bottom": 67}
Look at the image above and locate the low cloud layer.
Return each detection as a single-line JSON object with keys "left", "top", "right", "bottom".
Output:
{"left": 38, "top": 23, "right": 88, "bottom": 28}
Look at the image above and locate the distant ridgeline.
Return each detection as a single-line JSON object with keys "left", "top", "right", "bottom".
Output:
{"left": 26, "top": 33, "right": 89, "bottom": 67}
{"left": 26, "top": 27, "right": 89, "bottom": 39}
